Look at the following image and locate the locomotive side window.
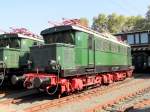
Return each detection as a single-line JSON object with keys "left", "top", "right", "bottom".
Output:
{"left": 100, "top": 39, "right": 104, "bottom": 51}
{"left": 110, "top": 42, "right": 119, "bottom": 53}
{"left": 124, "top": 47, "right": 127, "bottom": 55}
{"left": 111, "top": 43, "right": 115, "bottom": 52}
{"left": 88, "top": 34, "right": 93, "bottom": 49}
{"left": 44, "top": 31, "right": 75, "bottom": 45}
{"left": 33, "top": 42, "right": 38, "bottom": 45}
{"left": 120, "top": 46, "right": 124, "bottom": 54}
{"left": 103, "top": 40, "right": 110, "bottom": 52}
{"left": 118, "top": 45, "right": 121, "bottom": 53}
{"left": 127, "top": 47, "right": 131, "bottom": 56}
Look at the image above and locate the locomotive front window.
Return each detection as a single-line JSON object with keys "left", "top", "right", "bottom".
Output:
{"left": 0, "top": 37, "right": 21, "bottom": 49}
{"left": 44, "top": 31, "right": 75, "bottom": 45}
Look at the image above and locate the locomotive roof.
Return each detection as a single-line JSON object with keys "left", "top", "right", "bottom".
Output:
{"left": 0, "top": 33, "right": 43, "bottom": 42}
{"left": 41, "top": 25, "right": 130, "bottom": 47}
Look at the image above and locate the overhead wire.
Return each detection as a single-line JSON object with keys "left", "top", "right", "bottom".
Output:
{"left": 123, "top": 0, "right": 145, "bottom": 16}
{"left": 109, "top": 0, "right": 138, "bottom": 16}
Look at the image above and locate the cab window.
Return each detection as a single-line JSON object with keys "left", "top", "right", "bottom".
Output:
{"left": 44, "top": 30, "right": 75, "bottom": 45}
{"left": 0, "top": 37, "right": 21, "bottom": 49}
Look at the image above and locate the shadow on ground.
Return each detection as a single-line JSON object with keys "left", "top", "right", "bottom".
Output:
{"left": 125, "top": 107, "right": 150, "bottom": 112}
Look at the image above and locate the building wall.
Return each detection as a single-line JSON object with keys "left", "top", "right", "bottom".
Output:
{"left": 115, "top": 31, "right": 150, "bottom": 73}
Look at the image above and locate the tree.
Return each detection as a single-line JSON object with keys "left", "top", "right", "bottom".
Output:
{"left": 133, "top": 16, "right": 146, "bottom": 31}
{"left": 107, "top": 13, "right": 126, "bottom": 33}
{"left": 146, "top": 6, "right": 150, "bottom": 20}
{"left": 79, "top": 17, "right": 89, "bottom": 27}
{"left": 92, "top": 5, "right": 150, "bottom": 34}
{"left": 92, "top": 13, "right": 126, "bottom": 33}
{"left": 143, "top": 6, "right": 150, "bottom": 30}
{"left": 92, "top": 13, "right": 146, "bottom": 33}
{"left": 92, "top": 14, "right": 108, "bottom": 32}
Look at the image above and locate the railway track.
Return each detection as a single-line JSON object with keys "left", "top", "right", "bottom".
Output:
{"left": 0, "top": 78, "right": 135, "bottom": 111}
{"left": 0, "top": 89, "right": 40, "bottom": 107}
{"left": 99, "top": 83, "right": 150, "bottom": 112}
{"left": 23, "top": 78, "right": 147, "bottom": 112}
{"left": 84, "top": 80, "right": 150, "bottom": 112}
{"left": 0, "top": 74, "right": 149, "bottom": 112}
{"left": 101, "top": 85, "right": 150, "bottom": 112}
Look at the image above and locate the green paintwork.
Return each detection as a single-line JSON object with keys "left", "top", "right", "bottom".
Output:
{"left": 75, "top": 32, "right": 88, "bottom": 66}
{"left": 34, "top": 25, "right": 132, "bottom": 74}
{"left": 56, "top": 44, "right": 75, "bottom": 69}
{"left": 74, "top": 31, "right": 131, "bottom": 68}
{"left": 0, "top": 34, "right": 43, "bottom": 69}
{"left": 0, "top": 48, "right": 20, "bottom": 68}
{"left": 30, "top": 43, "right": 75, "bottom": 70}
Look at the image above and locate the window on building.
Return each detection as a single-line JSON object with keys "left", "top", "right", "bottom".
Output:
{"left": 140, "top": 33, "right": 148, "bottom": 44}
{"left": 127, "top": 34, "right": 134, "bottom": 44}
{"left": 135, "top": 33, "right": 140, "bottom": 44}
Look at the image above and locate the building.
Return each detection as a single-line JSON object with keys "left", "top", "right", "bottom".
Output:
{"left": 115, "top": 30, "right": 150, "bottom": 72}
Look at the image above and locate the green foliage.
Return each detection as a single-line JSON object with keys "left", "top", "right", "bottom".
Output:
{"left": 107, "top": 13, "right": 126, "bottom": 33}
{"left": 92, "top": 14, "right": 108, "bottom": 32}
{"left": 146, "top": 6, "right": 150, "bottom": 20}
{"left": 92, "top": 6, "right": 150, "bottom": 33}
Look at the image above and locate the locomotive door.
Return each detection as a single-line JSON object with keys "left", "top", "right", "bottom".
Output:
{"left": 88, "top": 35, "right": 95, "bottom": 68}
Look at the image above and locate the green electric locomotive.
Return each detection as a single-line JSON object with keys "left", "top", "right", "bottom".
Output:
{"left": 22, "top": 22, "right": 133, "bottom": 95}
{"left": 0, "top": 29, "right": 43, "bottom": 86}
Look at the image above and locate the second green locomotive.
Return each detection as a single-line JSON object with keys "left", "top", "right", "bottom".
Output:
{"left": 0, "top": 29, "right": 43, "bottom": 86}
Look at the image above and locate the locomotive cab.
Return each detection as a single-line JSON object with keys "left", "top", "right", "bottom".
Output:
{"left": 30, "top": 28, "right": 76, "bottom": 76}
{"left": 0, "top": 34, "right": 21, "bottom": 68}
{"left": 0, "top": 33, "right": 43, "bottom": 86}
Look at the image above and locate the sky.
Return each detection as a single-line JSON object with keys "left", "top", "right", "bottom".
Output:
{"left": 0, "top": 0, "right": 150, "bottom": 34}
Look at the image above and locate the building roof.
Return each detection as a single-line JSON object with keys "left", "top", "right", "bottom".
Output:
{"left": 115, "top": 30, "right": 150, "bottom": 35}
{"left": 132, "top": 47, "right": 150, "bottom": 51}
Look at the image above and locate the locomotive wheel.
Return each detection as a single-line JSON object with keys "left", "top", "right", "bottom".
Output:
{"left": 0, "top": 61, "right": 6, "bottom": 86}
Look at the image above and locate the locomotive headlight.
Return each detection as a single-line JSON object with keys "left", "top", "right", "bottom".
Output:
{"left": 27, "top": 60, "right": 32, "bottom": 64}
{"left": 57, "top": 56, "right": 60, "bottom": 61}
{"left": 50, "top": 60, "right": 57, "bottom": 65}
{"left": 48, "top": 60, "right": 61, "bottom": 71}
{"left": 49, "top": 60, "right": 57, "bottom": 70}
{"left": 27, "top": 60, "right": 32, "bottom": 69}
{"left": 4, "top": 56, "right": 7, "bottom": 60}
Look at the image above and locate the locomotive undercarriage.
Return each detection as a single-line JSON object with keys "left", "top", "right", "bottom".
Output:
{"left": 23, "top": 69, "right": 133, "bottom": 96}
{"left": 0, "top": 61, "right": 6, "bottom": 86}
{"left": 0, "top": 66, "right": 28, "bottom": 88}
